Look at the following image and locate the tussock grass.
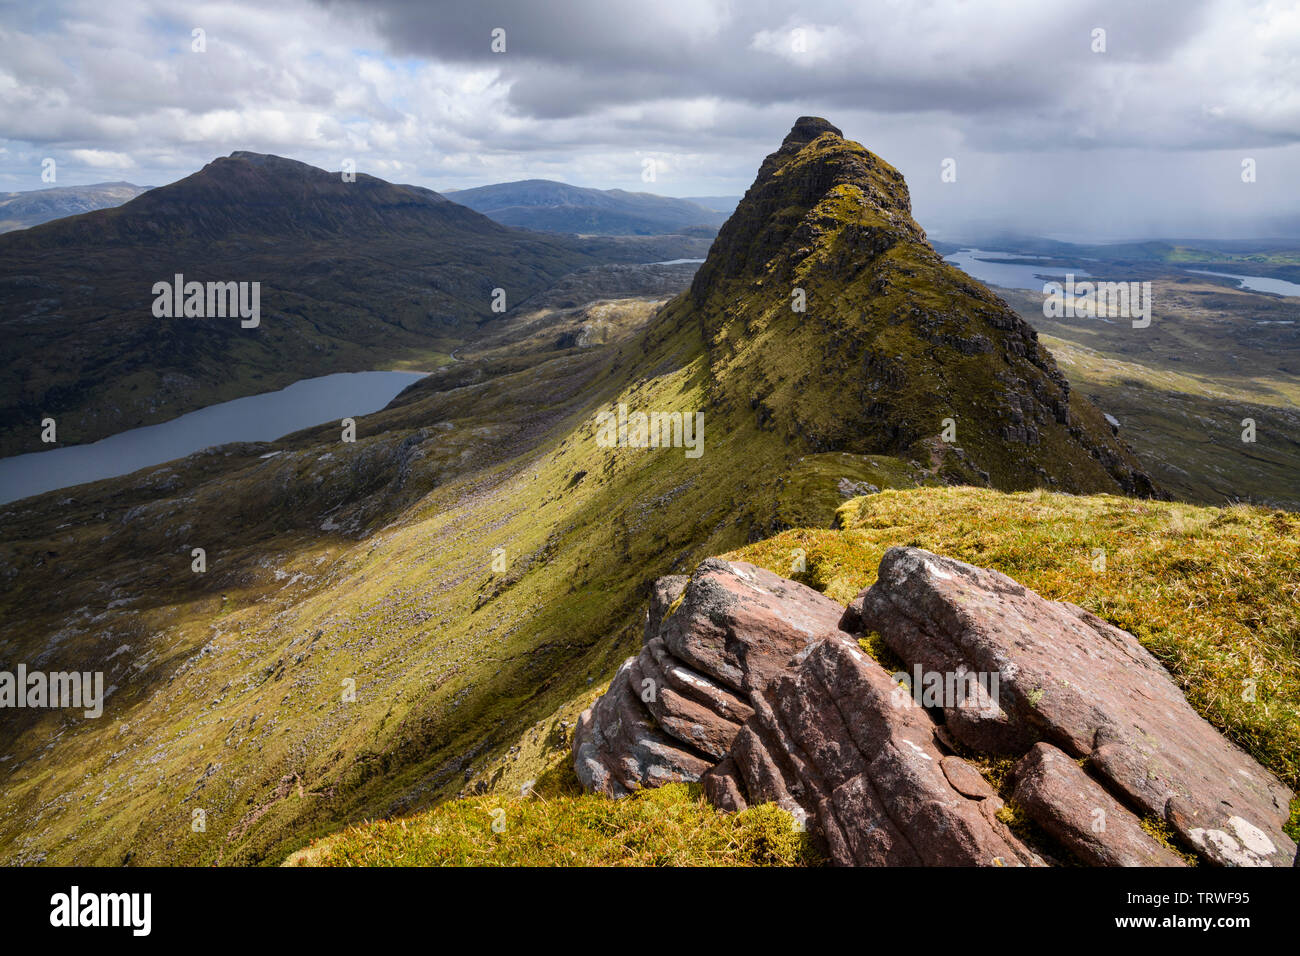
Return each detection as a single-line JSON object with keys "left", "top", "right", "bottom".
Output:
{"left": 292, "top": 777, "right": 818, "bottom": 867}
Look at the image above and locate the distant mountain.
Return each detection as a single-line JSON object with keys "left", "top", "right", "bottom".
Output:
{"left": 0, "top": 181, "right": 149, "bottom": 233}
{"left": 0, "top": 153, "right": 649, "bottom": 455}
{"left": 679, "top": 194, "right": 741, "bottom": 215}
{"left": 445, "top": 179, "right": 729, "bottom": 235}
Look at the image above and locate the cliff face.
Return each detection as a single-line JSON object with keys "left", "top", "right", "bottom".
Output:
{"left": 679, "top": 116, "right": 1159, "bottom": 495}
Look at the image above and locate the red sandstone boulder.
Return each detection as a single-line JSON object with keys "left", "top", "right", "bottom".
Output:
{"left": 844, "top": 546, "right": 1297, "bottom": 867}
{"left": 658, "top": 558, "right": 847, "bottom": 694}
{"left": 726, "top": 636, "right": 1041, "bottom": 866}
{"left": 575, "top": 548, "right": 1298, "bottom": 868}
{"left": 573, "top": 560, "right": 837, "bottom": 795}
{"left": 1012, "top": 742, "right": 1187, "bottom": 867}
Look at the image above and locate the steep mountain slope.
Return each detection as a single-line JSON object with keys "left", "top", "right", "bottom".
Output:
{"left": 998, "top": 278, "right": 1300, "bottom": 510}
{"left": 0, "top": 181, "right": 149, "bottom": 233}
{"left": 0, "top": 119, "right": 1162, "bottom": 866}
{"left": 682, "top": 116, "right": 1157, "bottom": 495}
{"left": 0, "top": 154, "right": 676, "bottom": 457}
{"left": 290, "top": 488, "right": 1300, "bottom": 867}
{"left": 446, "top": 179, "right": 728, "bottom": 235}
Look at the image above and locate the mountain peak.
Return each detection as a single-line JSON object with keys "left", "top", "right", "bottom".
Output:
{"left": 752, "top": 115, "right": 859, "bottom": 188}
{"left": 783, "top": 115, "right": 843, "bottom": 146}
{"left": 675, "top": 117, "right": 1159, "bottom": 497}
{"left": 217, "top": 150, "right": 341, "bottom": 180}
{"left": 0, "top": 150, "right": 496, "bottom": 252}
{"left": 693, "top": 116, "right": 918, "bottom": 291}
{"left": 227, "top": 149, "right": 280, "bottom": 162}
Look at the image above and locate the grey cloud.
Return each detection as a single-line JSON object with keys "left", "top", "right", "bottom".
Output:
{"left": 316, "top": 0, "right": 1220, "bottom": 136}
{"left": 0, "top": 0, "right": 1296, "bottom": 239}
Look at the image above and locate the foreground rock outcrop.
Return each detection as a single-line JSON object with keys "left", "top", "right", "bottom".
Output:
{"left": 573, "top": 559, "right": 844, "bottom": 795}
{"left": 846, "top": 547, "right": 1295, "bottom": 867}
{"left": 574, "top": 548, "right": 1297, "bottom": 867}
{"left": 703, "top": 637, "right": 1041, "bottom": 865}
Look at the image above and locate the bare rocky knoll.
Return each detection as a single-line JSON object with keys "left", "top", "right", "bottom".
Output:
{"left": 575, "top": 548, "right": 1296, "bottom": 867}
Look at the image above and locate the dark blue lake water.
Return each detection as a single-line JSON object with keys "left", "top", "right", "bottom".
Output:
{"left": 0, "top": 370, "right": 427, "bottom": 505}
{"left": 943, "top": 248, "right": 1092, "bottom": 290}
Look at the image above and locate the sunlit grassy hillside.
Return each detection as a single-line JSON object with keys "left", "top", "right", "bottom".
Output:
{"left": 291, "top": 487, "right": 1299, "bottom": 866}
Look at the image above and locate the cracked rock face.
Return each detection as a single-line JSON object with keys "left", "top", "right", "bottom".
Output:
{"left": 845, "top": 547, "right": 1296, "bottom": 868}
{"left": 574, "top": 548, "right": 1298, "bottom": 867}
{"left": 1011, "top": 742, "right": 1186, "bottom": 867}
{"left": 574, "top": 559, "right": 843, "bottom": 797}
{"left": 705, "top": 635, "right": 1042, "bottom": 866}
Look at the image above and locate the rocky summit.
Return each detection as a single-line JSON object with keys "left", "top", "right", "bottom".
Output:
{"left": 574, "top": 547, "right": 1297, "bottom": 867}
{"left": 674, "top": 117, "right": 1159, "bottom": 496}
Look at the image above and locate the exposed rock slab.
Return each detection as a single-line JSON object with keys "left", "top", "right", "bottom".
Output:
{"left": 572, "top": 661, "right": 712, "bottom": 797}
{"left": 844, "top": 546, "right": 1297, "bottom": 867}
{"left": 716, "top": 635, "right": 1041, "bottom": 866}
{"left": 1012, "top": 743, "right": 1187, "bottom": 867}
{"left": 574, "top": 560, "right": 838, "bottom": 795}
{"left": 576, "top": 548, "right": 1296, "bottom": 867}
{"left": 658, "top": 557, "right": 846, "bottom": 694}
{"left": 645, "top": 575, "right": 688, "bottom": 642}
{"left": 629, "top": 644, "right": 740, "bottom": 759}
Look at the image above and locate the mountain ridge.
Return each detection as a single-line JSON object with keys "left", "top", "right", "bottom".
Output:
{"left": 4, "top": 151, "right": 495, "bottom": 247}
{"left": 0, "top": 119, "right": 1185, "bottom": 868}
{"left": 0, "top": 152, "right": 706, "bottom": 457}
{"left": 447, "top": 178, "right": 729, "bottom": 235}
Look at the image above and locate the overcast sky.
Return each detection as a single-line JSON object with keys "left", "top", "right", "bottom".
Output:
{"left": 1, "top": 0, "right": 1297, "bottom": 239}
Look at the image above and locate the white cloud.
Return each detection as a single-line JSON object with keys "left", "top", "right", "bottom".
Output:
{"left": 749, "top": 24, "right": 856, "bottom": 67}
{"left": 68, "top": 148, "right": 136, "bottom": 167}
{"left": 0, "top": 0, "right": 1295, "bottom": 237}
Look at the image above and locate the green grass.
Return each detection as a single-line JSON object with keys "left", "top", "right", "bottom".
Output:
{"left": 291, "top": 485, "right": 1297, "bottom": 867}
{"left": 773, "top": 452, "right": 921, "bottom": 530}
{"left": 290, "top": 776, "right": 819, "bottom": 867}
{"left": 0, "top": 296, "right": 797, "bottom": 865}
{"left": 1140, "top": 816, "right": 1201, "bottom": 866}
